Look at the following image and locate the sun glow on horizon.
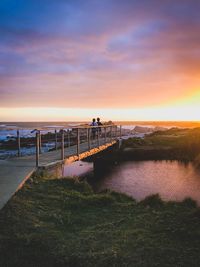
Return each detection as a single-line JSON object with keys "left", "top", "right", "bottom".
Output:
{"left": 176, "top": 90, "right": 200, "bottom": 106}
{"left": 1, "top": 102, "right": 200, "bottom": 122}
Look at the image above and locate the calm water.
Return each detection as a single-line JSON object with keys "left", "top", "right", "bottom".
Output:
{"left": 63, "top": 160, "right": 93, "bottom": 177}
{"left": 91, "top": 160, "right": 200, "bottom": 204}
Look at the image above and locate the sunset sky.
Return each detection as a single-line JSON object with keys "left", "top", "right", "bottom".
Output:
{"left": 0, "top": 0, "right": 200, "bottom": 121}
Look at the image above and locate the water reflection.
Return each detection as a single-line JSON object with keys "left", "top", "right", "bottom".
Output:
{"left": 92, "top": 160, "right": 200, "bottom": 204}
{"left": 63, "top": 160, "right": 93, "bottom": 177}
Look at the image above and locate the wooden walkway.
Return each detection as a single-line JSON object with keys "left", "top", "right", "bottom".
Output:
{"left": 0, "top": 138, "right": 117, "bottom": 209}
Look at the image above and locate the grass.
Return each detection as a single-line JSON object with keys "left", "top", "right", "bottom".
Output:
{"left": 121, "top": 127, "right": 200, "bottom": 162}
{"left": 1, "top": 174, "right": 200, "bottom": 266}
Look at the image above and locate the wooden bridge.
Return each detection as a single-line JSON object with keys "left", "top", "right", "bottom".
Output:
{"left": 0, "top": 125, "right": 123, "bottom": 209}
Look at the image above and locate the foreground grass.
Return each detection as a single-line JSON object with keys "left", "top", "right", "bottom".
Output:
{"left": 1, "top": 175, "right": 200, "bottom": 267}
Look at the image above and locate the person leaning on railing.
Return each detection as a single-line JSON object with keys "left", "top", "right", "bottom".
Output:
{"left": 90, "top": 118, "right": 98, "bottom": 140}
{"left": 97, "top": 117, "right": 103, "bottom": 137}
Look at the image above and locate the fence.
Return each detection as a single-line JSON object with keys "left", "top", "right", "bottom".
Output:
{"left": 0, "top": 125, "right": 123, "bottom": 166}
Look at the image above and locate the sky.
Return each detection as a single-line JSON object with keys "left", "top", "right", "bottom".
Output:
{"left": 0, "top": 0, "right": 200, "bottom": 121}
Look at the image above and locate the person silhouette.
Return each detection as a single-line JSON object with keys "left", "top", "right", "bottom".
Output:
{"left": 97, "top": 117, "right": 103, "bottom": 136}
{"left": 90, "top": 118, "right": 97, "bottom": 140}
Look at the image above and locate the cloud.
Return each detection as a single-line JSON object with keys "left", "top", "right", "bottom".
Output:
{"left": 0, "top": 0, "right": 200, "bottom": 111}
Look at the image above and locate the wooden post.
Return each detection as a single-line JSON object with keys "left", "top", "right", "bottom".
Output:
{"left": 77, "top": 128, "right": 80, "bottom": 157}
{"left": 36, "top": 131, "right": 39, "bottom": 167}
{"left": 110, "top": 126, "right": 112, "bottom": 142}
{"left": 86, "top": 128, "right": 88, "bottom": 145}
{"left": 39, "top": 131, "right": 42, "bottom": 154}
{"left": 68, "top": 130, "right": 71, "bottom": 147}
{"left": 61, "top": 130, "right": 64, "bottom": 160}
{"left": 88, "top": 128, "right": 91, "bottom": 150}
{"left": 97, "top": 128, "right": 100, "bottom": 147}
{"left": 55, "top": 129, "right": 58, "bottom": 150}
{"left": 120, "top": 125, "right": 122, "bottom": 139}
{"left": 115, "top": 125, "right": 117, "bottom": 139}
{"left": 17, "top": 130, "right": 21, "bottom": 157}
{"left": 104, "top": 127, "right": 107, "bottom": 144}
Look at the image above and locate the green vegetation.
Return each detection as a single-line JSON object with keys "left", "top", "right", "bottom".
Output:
{"left": 121, "top": 127, "right": 200, "bottom": 163}
{"left": 1, "top": 174, "right": 200, "bottom": 267}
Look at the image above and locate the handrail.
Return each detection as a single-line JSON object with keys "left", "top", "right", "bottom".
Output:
{"left": 0, "top": 124, "right": 116, "bottom": 131}
{"left": 0, "top": 124, "right": 122, "bottom": 164}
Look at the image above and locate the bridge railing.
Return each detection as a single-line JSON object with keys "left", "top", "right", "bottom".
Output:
{"left": 0, "top": 125, "right": 123, "bottom": 164}
{"left": 35, "top": 125, "right": 122, "bottom": 166}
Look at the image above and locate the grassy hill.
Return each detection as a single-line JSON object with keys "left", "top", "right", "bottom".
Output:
{"left": 121, "top": 127, "right": 200, "bottom": 163}
{"left": 1, "top": 173, "right": 200, "bottom": 267}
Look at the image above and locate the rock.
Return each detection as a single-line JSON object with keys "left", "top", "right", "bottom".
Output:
{"left": 132, "top": 126, "right": 153, "bottom": 134}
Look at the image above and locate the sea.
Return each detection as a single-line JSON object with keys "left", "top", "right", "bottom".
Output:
{"left": 1, "top": 120, "right": 199, "bottom": 141}
{"left": 0, "top": 121, "right": 199, "bottom": 159}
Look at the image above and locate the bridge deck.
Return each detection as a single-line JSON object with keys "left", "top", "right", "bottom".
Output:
{"left": 0, "top": 138, "right": 117, "bottom": 210}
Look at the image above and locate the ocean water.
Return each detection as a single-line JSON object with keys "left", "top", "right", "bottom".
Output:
{"left": 0, "top": 121, "right": 198, "bottom": 159}
{"left": 1, "top": 120, "right": 195, "bottom": 141}
{"left": 0, "top": 122, "right": 75, "bottom": 158}
{"left": 0, "top": 121, "right": 146, "bottom": 142}
{"left": 0, "top": 122, "right": 77, "bottom": 141}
